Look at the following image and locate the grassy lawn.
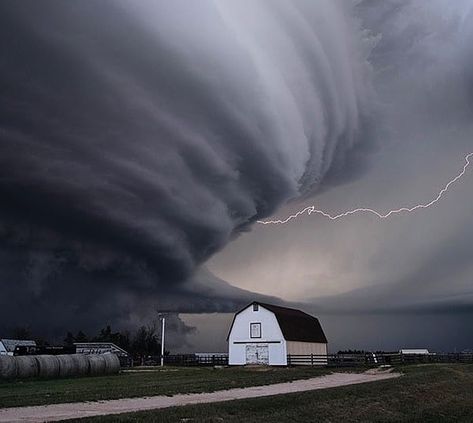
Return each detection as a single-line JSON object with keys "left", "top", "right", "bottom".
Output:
{"left": 0, "top": 365, "right": 332, "bottom": 409}
{"left": 71, "top": 364, "right": 473, "bottom": 423}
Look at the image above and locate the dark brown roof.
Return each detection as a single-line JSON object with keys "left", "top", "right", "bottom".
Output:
{"left": 227, "top": 302, "right": 327, "bottom": 343}
{"left": 258, "top": 303, "right": 327, "bottom": 343}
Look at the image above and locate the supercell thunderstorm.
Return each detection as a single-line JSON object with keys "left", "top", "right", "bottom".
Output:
{"left": 1, "top": 0, "right": 473, "bottom": 336}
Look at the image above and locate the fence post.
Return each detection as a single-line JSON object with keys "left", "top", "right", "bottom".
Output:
{"left": 311, "top": 354, "right": 313, "bottom": 366}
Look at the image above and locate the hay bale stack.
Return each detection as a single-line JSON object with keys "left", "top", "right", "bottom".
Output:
{"left": 71, "top": 354, "right": 90, "bottom": 376}
{"left": 0, "top": 353, "right": 120, "bottom": 380}
{"left": 16, "top": 356, "right": 39, "bottom": 378}
{"left": 87, "top": 354, "right": 106, "bottom": 375}
{"left": 0, "top": 355, "right": 17, "bottom": 379}
{"left": 103, "top": 353, "right": 120, "bottom": 374}
{"left": 36, "top": 355, "right": 60, "bottom": 378}
{"left": 57, "top": 354, "right": 77, "bottom": 377}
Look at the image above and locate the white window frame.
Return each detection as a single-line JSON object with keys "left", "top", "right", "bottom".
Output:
{"left": 250, "top": 322, "right": 261, "bottom": 338}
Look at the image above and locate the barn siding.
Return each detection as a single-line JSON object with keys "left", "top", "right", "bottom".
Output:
{"left": 228, "top": 305, "right": 287, "bottom": 365}
{"left": 286, "top": 341, "right": 327, "bottom": 356}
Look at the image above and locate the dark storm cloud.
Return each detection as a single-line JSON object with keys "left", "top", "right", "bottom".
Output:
{"left": 0, "top": 0, "right": 372, "bottom": 335}
{"left": 201, "top": 0, "right": 473, "bottom": 353}
{"left": 217, "top": 0, "right": 473, "bottom": 354}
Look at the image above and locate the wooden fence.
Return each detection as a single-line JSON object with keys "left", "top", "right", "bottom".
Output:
{"left": 287, "top": 352, "right": 473, "bottom": 367}
{"left": 129, "top": 352, "right": 473, "bottom": 367}
{"left": 162, "top": 354, "right": 228, "bottom": 366}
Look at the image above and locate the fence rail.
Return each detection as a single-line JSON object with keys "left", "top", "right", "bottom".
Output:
{"left": 138, "top": 354, "right": 229, "bottom": 367}
{"left": 127, "top": 352, "right": 473, "bottom": 367}
{"left": 287, "top": 352, "right": 473, "bottom": 367}
{"left": 166, "top": 354, "right": 228, "bottom": 366}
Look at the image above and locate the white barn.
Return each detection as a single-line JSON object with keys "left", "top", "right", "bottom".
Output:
{"left": 228, "top": 302, "right": 328, "bottom": 366}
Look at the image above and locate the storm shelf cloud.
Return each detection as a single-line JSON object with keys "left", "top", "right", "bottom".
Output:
{"left": 0, "top": 0, "right": 371, "bottom": 333}
{"left": 1, "top": 0, "right": 473, "bottom": 349}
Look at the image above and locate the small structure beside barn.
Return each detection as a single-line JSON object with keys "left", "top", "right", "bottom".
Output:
{"left": 0, "top": 339, "right": 36, "bottom": 356}
{"left": 74, "top": 342, "right": 131, "bottom": 366}
{"left": 228, "top": 302, "right": 328, "bottom": 366}
{"left": 400, "top": 349, "right": 430, "bottom": 355}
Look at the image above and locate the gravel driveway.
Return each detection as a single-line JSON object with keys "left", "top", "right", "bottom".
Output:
{"left": 0, "top": 369, "right": 400, "bottom": 422}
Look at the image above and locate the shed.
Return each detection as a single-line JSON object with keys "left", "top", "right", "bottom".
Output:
{"left": 227, "top": 302, "right": 328, "bottom": 366}
{"left": 74, "top": 342, "right": 130, "bottom": 366}
{"left": 0, "top": 339, "right": 36, "bottom": 356}
{"left": 74, "top": 342, "right": 129, "bottom": 358}
{"left": 400, "top": 349, "right": 430, "bottom": 355}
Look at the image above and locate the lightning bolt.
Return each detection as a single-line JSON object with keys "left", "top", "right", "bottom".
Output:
{"left": 257, "top": 152, "right": 473, "bottom": 225}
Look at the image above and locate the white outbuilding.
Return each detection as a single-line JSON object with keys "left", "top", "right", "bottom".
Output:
{"left": 227, "top": 302, "right": 328, "bottom": 366}
{"left": 0, "top": 339, "right": 36, "bottom": 356}
{"left": 399, "top": 349, "right": 430, "bottom": 355}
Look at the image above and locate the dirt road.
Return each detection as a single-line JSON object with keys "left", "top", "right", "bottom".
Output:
{"left": 0, "top": 370, "right": 400, "bottom": 422}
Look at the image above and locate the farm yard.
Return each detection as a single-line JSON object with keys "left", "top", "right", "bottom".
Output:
{"left": 0, "top": 365, "right": 332, "bottom": 409}
{"left": 2, "top": 312, "right": 473, "bottom": 423}
{"left": 2, "top": 312, "right": 473, "bottom": 422}
{"left": 0, "top": 363, "right": 473, "bottom": 421}
{"left": 67, "top": 364, "right": 473, "bottom": 422}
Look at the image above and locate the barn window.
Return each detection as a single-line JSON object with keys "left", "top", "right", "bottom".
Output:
{"left": 250, "top": 322, "right": 261, "bottom": 338}
{"left": 253, "top": 303, "right": 259, "bottom": 311}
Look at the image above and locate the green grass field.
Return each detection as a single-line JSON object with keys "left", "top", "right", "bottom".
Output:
{"left": 0, "top": 365, "right": 331, "bottom": 409}
{"left": 70, "top": 364, "right": 473, "bottom": 423}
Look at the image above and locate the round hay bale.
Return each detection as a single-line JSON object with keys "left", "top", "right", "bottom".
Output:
{"left": 0, "top": 355, "right": 17, "bottom": 379}
{"left": 36, "top": 355, "right": 60, "bottom": 378}
{"left": 16, "top": 355, "right": 39, "bottom": 378}
{"left": 57, "top": 354, "right": 77, "bottom": 378}
{"left": 71, "top": 354, "right": 90, "bottom": 376}
{"left": 103, "top": 353, "right": 120, "bottom": 374}
{"left": 87, "top": 355, "right": 106, "bottom": 375}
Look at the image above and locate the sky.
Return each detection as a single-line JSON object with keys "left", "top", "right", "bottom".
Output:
{"left": 1, "top": 0, "right": 473, "bottom": 352}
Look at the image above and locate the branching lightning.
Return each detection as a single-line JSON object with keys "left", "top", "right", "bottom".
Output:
{"left": 257, "top": 152, "right": 473, "bottom": 225}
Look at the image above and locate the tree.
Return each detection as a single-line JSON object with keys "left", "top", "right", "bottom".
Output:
{"left": 64, "top": 332, "right": 75, "bottom": 346}
{"left": 131, "top": 324, "right": 161, "bottom": 365}
{"left": 62, "top": 330, "right": 88, "bottom": 345}
{"left": 95, "top": 325, "right": 113, "bottom": 342}
{"left": 93, "top": 325, "right": 130, "bottom": 351}
{"left": 75, "top": 331, "right": 88, "bottom": 342}
{"left": 34, "top": 337, "right": 50, "bottom": 347}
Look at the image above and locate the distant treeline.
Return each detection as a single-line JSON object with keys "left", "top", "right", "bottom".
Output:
{"left": 6, "top": 324, "right": 165, "bottom": 362}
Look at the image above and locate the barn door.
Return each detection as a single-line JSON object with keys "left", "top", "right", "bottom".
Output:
{"left": 245, "top": 345, "right": 257, "bottom": 364}
{"left": 256, "top": 345, "right": 269, "bottom": 364}
{"left": 245, "top": 344, "right": 269, "bottom": 364}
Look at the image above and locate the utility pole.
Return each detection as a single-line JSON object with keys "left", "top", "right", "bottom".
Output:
{"left": 160, "top": 316, "right": 165, "bottom": 367}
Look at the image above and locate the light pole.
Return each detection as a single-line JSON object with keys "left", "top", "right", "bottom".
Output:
{"left": 160, "top": 316, "right": 165, "bottom": 367}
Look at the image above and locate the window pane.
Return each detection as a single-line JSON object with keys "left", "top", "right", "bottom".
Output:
{"left": 250, "top": 323, "right": 261, "bottom": 338}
